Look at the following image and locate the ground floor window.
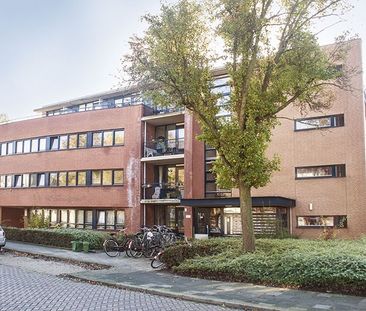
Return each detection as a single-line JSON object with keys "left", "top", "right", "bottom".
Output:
{"left": 28, "top": 208, "right": 125, "bottom": 230}
{"left": 154, "top": 206, "right": 184, "bottom": 233}
{"left": 297, "top": 215, "right": 347, "bottom": 228}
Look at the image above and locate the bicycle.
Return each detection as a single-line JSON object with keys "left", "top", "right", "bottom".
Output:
{"left": 103, "top": 228, "right": 132, "bottom": 257}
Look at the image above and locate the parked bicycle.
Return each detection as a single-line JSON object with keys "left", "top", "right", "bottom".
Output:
{"left": 103, "top": 228, "right": 132, "bottom": 257}
{"left": 129, "top": 225, "right": 183, "bottom": 259}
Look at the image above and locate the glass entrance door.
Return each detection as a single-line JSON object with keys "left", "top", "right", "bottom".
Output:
{"left": 195, "top": 208, "right": 210, "bottom": 234}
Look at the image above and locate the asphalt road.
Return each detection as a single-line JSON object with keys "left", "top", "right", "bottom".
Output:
{"left": 0, "top": 264, "right": 237, "bottom": 311}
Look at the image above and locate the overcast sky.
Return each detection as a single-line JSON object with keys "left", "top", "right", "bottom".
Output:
{"left": 0, "top": 0, "right": 365, "bottom": 120}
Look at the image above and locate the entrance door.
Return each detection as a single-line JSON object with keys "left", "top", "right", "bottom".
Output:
{"left": 194, "top": 208, "right": 210, "bottom": 234}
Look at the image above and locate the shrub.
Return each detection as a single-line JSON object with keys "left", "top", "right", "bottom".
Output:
{"left": 28, "top": 210, "right": 50, "bottom": 229}
{"left": 164, "top": 237, "right": 366, "bottom": 295}
{"left": 4, "top": 227, "right": 109, "bottom": 250}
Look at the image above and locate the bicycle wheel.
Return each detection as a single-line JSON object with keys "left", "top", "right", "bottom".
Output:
{"left": 129, "top": 238, "right": 143, "bottom": 258}
{"left": 151, "top": 251, "right": 165, "bottom": 269}
{"left": 103, "top": 239, "right": 119, "bottom": 257}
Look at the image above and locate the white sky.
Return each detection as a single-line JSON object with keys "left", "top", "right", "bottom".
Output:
{"left": 0, "top": 0, "right": 364, "bottom": 120}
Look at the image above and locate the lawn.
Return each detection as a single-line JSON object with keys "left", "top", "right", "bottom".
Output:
{"left": 163, "top": 237, "right": 366, "bottom": 296}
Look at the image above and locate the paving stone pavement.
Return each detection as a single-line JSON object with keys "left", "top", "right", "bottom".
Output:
{"left": 4, "top": 241, "right": 366, "bottom": 311}
{"left": 0, "top": 265, "right": 237, "bottom": 311}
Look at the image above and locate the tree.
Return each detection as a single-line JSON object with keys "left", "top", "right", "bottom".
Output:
{"left": 0, "top": 113, "right": 8, "bottom": 124}
{"left": 124, "top": 0, "right": 352, "bottom": 251}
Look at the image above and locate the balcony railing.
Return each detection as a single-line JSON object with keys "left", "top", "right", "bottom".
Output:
{"left": 142, "top": 183, "right": 184, "bottom": 200}
{"left": 152, "top": 106, "right": 185, "bottom": 115}
{"left": 144, "top": 138, "right": 184, "bottom": 157}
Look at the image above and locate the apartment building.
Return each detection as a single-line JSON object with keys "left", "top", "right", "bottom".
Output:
{"left": 0, "top": 39, "right": 364, "bottom": 238}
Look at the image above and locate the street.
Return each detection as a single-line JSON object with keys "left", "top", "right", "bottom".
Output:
{"left": 0, "top": 263, "right": 236, "bottom": 311}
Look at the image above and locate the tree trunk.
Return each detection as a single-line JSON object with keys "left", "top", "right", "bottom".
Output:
{"left": 239, "top": 182, "right": 255, "bottom": 252}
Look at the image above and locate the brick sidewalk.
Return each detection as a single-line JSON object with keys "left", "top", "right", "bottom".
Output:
{"left": 5, "top": 241, "right": 366, "bottom": 311}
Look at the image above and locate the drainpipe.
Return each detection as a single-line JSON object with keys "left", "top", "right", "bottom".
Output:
{"left": 143, "top": 121, "right": 147, "bottom": 226}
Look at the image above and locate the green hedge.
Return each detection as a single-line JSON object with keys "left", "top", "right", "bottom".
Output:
{"left": 163, "top": 237, "right": 366, "bottom": 295}
{"left": 4, "top": 227, "right": 109, "bottom": 250}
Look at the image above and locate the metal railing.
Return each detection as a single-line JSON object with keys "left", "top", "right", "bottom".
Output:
{"left": 144, "top": 138, "right": 184, "bottom": 157}
{"left": 142, "top": 183, "right": 184, "bottom": 200}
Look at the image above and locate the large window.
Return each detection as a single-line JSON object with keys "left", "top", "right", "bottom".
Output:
{"left": 50, "top": 137, "right": 59, "bottom": 150}
{"left": 297, "top": 216, "right": 347, "bottom": 228}
{"left": 295, "top": 164, "right": 346, "bottom": 179}
{"left": 0, "top": 169, "right": 124, "bottom": 189}
{"left": 103, "top": 131, "right": 114, "bottom": 146}
{"left": 49, "top": 173, "right": 58, "bottom": 187}
{"left": 77, "top": 171, "right": 86, "bottom": 186}
{"left": 92, "top": 170, "right": 102, "bottom": 185}
{"left": 102, "top": 170, "right": 113, "bottom": 185}
{"left": 97, "top": 210, "right": 125, "bottom": 230}
{"left": 0, "top": 129, "right": 125, "bottom": 157}
{"left": 295, "top": 114, "right": 344, "bottom": 131}
{"left": 92, "top": 132, "right": 102, "bottom": 147}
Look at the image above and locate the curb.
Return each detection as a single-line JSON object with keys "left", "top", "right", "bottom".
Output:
{"left": 63, "top": 274, "right": 279, "bottom": 311}
{"left": 4, "top": 248, "right": 111, "bottom": 270}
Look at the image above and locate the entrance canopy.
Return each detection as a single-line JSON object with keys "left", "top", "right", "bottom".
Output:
{"left": 181, "top": 196, "right": 296, "bottom": 208}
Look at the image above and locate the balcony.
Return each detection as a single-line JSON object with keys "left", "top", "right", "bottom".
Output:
{"left": 142, "top": 138, "right": 184, "bottom": 164}
{"left": 141, "top": 183, "right": 184, "bottom": 204}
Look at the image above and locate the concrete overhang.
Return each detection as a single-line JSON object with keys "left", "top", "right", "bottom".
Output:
{"left": 141, "top": 154, "right": 184, "bottom": 165}
{"left": 140, "top": 199, "right": 181, "bottom": 205}
{"left": 141, "top": 111, "right": 185, "bottom": 126}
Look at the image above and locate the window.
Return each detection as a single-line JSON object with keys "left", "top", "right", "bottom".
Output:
{"left": 67, "top": 171, "right": 77, "bottom": 186}
{"left": 102, "top": 170, "right": 113, "bottom": 185}
{"left": 297, "top": 216, "right": 347, "bottom": 228}
{"left": 79, "top": 104, "right": 86, "bottom": 112}
{"left": 106, "top": 210, "right": 115, "bottom": 229}
{"left": 30, "top": 174, "right": 37, "bottom": 187}
{"left": 115, "top": 98, "right": 123, "bottom": 107}
{"left": 78, "top": 133, "right": 87, "bottom": 148}
{"left": 69, "top": 210, "right": 76, "bottom": 228}
{"left": 1, "top": 143, "right": 6, "bottom": 155}
{"left": 58, "top": 172, "right": 67, "bottom": 186}
{"left": 14, "top": 175, "right": 22, "bottom": 188}
{"left": 16, "top": 141, "right": 23, "bottom": 154}
{"left": 22, "top": 174, "right": 29, "bottom": 187}
{"left": 295, "top": 114, "right": 344, "bottom": 131}
{"left": 0, "top": 175, "right": 5, "bottom": 188}
{"left": 85, "top": 210, "right": 93, "bottom": 229}
{"left": 49, "top": 173, "right": 58, "bottom": 187}
{"left": 7, "top": 142, "right": 14, "bottom": 155}
{"left": 116, "top": 210, "right": 125, "bottom": 229}
{"left": 69, "top": 134, "right": 77, "bottom": 149}
{"left": 113, "top": 170, "right": 124, "bottom": 185}
{"left": 92, "top": 132, "right": 102, "bottom": 147}
{"left": 50, "top": 136, "right": 59, "bottom": 150}
{"left": 76, "top": 210, "right": 85, "bottom": 228}
{"left": 296, "top": 164, "right": 346, "bottom": 179}
{"left": 92, "top": 170, "right": 102, "bottom": 185}
{"left": 31, "top": 139, "right": 39, "bottom": 152}
{"left": 60, "top": 209, "right": 68, "bottom": 228}
{"left": 38, "top": 173, "right": 46, "bottom": 187}
{"left": 103, "top": 131, "right": 113, "bottom": 146}
{"left": 39, "top": 138, "right": 46, "bottom": 152}
{"left": 23, "top": 140, "right": 31, "bottom": 153}
{"left": 59, "top": 135, "right": 68, "bottom": 150}
{"left": 86, "top": 103, "right": 93, "bottom": 111}
{"left": 77, "top": 171, "right": 86, "bottom": 186}
{"left": 50, "top": 210, "right": 58, "bottom": 224}
{"left": 114, "top": 130, "right": 124, "bottom": 145}
{"left": 97, "top": 211, "right": 105, "bottom": 229}
{"left": 5, "top": 175, "right": 11, "bottom": 188}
